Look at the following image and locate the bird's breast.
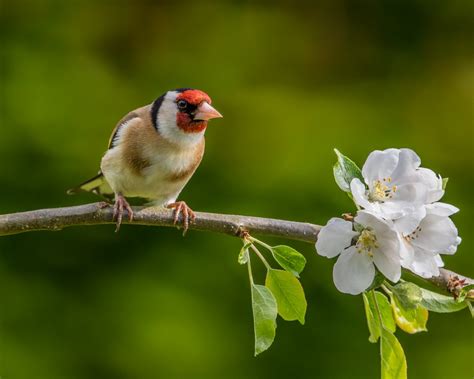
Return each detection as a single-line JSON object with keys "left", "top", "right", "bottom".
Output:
{"left": 144, "top": 147, "right": 202, "bottom": 183}
{"left": 131, "top": 145, "right": 203, "bottom": 201}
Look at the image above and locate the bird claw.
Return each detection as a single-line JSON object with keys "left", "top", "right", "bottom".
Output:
{"left": 166, "top": 201, "right": 195, "bottom": 235}
{"left": 113, "top": 194, "right": 134, "bottom": 232}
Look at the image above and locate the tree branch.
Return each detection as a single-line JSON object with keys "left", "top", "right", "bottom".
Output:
{"left": 0, "top": 202, "right": 472, "bottom": 297}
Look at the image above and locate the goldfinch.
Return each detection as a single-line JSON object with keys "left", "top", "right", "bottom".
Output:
{"left": 68, "top": 88, "right": 222, "bottom": 231}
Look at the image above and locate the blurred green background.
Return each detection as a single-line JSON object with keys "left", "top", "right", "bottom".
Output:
{"left": 1, "top": 0, "right": 473, "bottom": 378}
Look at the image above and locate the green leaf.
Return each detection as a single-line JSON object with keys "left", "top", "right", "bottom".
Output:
{"left": 270, "top": 245, "right": 306, "bottom": 277}
{"left": 391, "top": 282, "right": 422, "bottom": 309}
{"left": 419, "top": 287, "right": 467, "bottom": 313}
{"left": 375, "top": 291, "right": 396, "bottom": 333}
{"left": 363, "top": 293, "right": 380, "bottom": 343}
{"left": 265, "top": 269, "right": 307, "bottom": 324}
{"left": 363, "top": 291, "right": 396, "bottom": 343}
{"left": 238, "top": 243, "right": 251, "bottom": 265}
{"left": 333, "top": 149, "right": 364, "bottom": 193}
{"left": 390, "top": 295, "right": 428, "bottom": 334}
{"left": 456, "top": 284, "right": 474, "bottom": 303}
{"left": 251, "top": 284, "right": 278, "bottom": 356}
{"left": 380, "top": 328, "right": 407, "bottom": 379}
{"left": 442, "top": 177, "right": 449, "bottom": 190}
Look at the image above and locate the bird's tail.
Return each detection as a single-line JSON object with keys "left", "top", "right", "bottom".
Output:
{"left": 67, "top": 172, "right": 114, "bottom": 199}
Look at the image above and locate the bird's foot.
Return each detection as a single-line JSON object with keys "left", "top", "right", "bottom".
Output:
{"left": 166, "top": 201, "right": 195, "bottom": 235}
{"left": 113, "top": 194, "right": 134, "bottom": 232}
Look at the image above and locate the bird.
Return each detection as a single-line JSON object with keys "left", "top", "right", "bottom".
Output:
{"left": 67, "top": 88, "right": 223, "bottom": 232}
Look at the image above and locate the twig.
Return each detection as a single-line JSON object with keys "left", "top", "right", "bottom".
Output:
{"left": 0, "top": 202, "right": 472, "bottom": 297}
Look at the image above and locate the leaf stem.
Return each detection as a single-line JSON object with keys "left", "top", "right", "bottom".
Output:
{"left": 250, "top": 244, "right": 272, "bottom": 270}
{"left": 249, "top": 236, "right": 273, "bottom": 252}
{"left": 247, "top": 255, "right": 254, "bottom": 286}
{"left": 381, "top": 284, "right": 393, "bottom": 296}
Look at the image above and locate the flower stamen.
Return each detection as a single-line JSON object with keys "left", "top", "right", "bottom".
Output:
{"left": 369, "top": 177, "right": 397, "bottom": 202}
{"left": 403, "top": 226, "right": 422, "bottom": 242}
{"left": 355, "top": 229, "right": 378, "bottom": 258}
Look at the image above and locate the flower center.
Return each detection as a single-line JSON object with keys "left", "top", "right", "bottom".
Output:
{"left": 356, "top": 229, "right": 378, "bottom": 257}
{"left": 369, "top": 177, "right": 397, "bottom": 202}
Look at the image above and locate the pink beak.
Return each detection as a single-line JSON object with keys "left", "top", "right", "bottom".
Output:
{"left": 194, "top": 102, "right": 223, "bottom": 121}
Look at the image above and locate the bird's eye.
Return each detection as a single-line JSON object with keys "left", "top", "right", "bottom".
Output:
{"left": 177, "top": 100, "right": 188, "bottom": 110}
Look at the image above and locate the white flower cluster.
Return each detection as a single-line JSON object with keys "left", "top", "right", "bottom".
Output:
{"left": 316, "top": 148, "right": 461, "bottom": 295}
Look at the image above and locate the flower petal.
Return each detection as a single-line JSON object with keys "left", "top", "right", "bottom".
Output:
{"left": 350, "top": 179, "right": 373, "bottom": 210}
{"left": 333, "top": 246, "right": 375, "bottom": 295}
{"left": 398, "top": 234, "right": 415, "bottom": 267}
{"left": 426, "top": 202, "right": 459, "bottom": 217}
{"left": 354, "top": 211, "right": 400, "bottom": 280}
{"left": 354, "top": 210, "right": 395, "bottom": 237}
{"left": 373, "top": 237, "right": 401, "bottom": 283}
{"left": 377, "top": 183, "right": 428, "bottom": 221}
{"left": 434, "top": 254, "right": 444, "bottom": 268}
{"left": 393, "top": 206, "right": 426, "bottom": 234}
{"left": 390, "top": 148, "right": 421, "bottom": 183}
{"left": 362, "top": 149, "right": 399, "bottom": 183}
{"left": 391, "top": 182, "right": 428, "bottom": 205}
{"left": 408, "top": 249, "right": 440, "bottom": 278}
{"left": 375, "top": 202, "right": 405, "bottom": 220}
{"left": 445, "top": 236, "right": 462, "bottom": 255}
{"left": 417, "top": 167, "right": 444, "bottom": 203}
{"left": 316, "top": 218, "right": 358, "bottom": 258}
{"left": 412, "top": 214, "right": 459, "bottom": 254}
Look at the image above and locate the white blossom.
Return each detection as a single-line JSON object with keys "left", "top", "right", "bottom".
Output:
{"left": 350, "top": 148, "right": 442, "bottom": 234}
{"left": 399, "top": 202, "right": 461, "bottom": 278}
{"left": 316, "top": 211, "right": 400, "bottom": 295}
{"left": 318, "top": 147, "right": 462, "bottom": 293}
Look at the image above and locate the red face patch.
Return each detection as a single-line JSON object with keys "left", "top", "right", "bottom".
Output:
{"left": 176, "top": 113, "right": 207, "bottom": 133}
{"left": 175, "top": 89, "right": 212, "bottom": 133}
{"left": 176, "top": 89, "right": 212, "bottom": 105}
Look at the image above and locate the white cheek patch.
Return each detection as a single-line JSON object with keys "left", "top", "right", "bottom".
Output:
{"left": 157, "top": 91, "right": 205, "bottom": 147}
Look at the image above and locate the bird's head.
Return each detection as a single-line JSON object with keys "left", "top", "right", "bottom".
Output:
{"left": 152, "top": 88, "right": 222, "bottom": 145}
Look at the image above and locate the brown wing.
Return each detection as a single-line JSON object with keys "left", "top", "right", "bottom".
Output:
{"left": 68, "top": 105, "right": 152, "bottom": 197}
{"left": 107, "top": 104, "right": 153, "bottom": 149}
{"left": 108, "top": 112, "right": 139, "bottom": 149}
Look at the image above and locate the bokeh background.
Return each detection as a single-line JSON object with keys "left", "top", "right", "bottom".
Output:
{"left": 1, "top": 1, "right": 473, "bottom": 378}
